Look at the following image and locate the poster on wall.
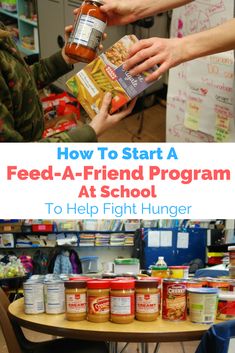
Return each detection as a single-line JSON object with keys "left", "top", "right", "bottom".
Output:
{"left": 167, "top": 0, "right": 235, "bottom": 142}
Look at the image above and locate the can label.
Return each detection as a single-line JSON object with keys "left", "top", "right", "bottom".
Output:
{"left": 217, "top": 299, "right": 235, "bottom": 320}
{"left": 44, "top": 282, "right": 65, "bottom": 314}
{"left": 66, "top": 293, "right": 86, "bottom": 313}
{"left": 23, "top": 282, "right": 44, "bottom": 314}
{"left": 88, "top": 295, "right": 110, "bottom": 315}
{"left": 162, "top": 280, "right": 187, "bottom": 321}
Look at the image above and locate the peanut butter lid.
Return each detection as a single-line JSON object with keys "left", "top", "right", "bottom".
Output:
{"left": 135, "top": 279, "right": 159, "bottom": 288}
{"left": 110, "top": 280, "right": 135, "bottom": 290}
{"left": 64, "top": 280, "right": 87, "bottom": 289}
{"left": 87, "top": 280, "right": 110, "bottom": 289}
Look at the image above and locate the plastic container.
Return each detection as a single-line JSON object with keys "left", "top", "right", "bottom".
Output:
{"left": 80, "top": 256, "right": 99, "bottom": 273}
{"left": 217, "top": 291, "right": 235, "bottom": 320}
{"left": 64, "top": 0, "right": 107, "bottom": 63}
{"left": 151, "top": 266, "right": 168, "bottom": 279}
{"left": 87, "top": 280, "right": 110, "bottom": 322}
{"left": 114, "top": 258, "right": 140, "bottom": 275}
{"left": 187, "top": 288, "right": 218, "bottom": 324}
{"left": 168, "top": 266, "right": 189, "bottom": 279}
{"left": 135, "top": 279, "right": 160, "bottom": 321}
{"left": 110, "top": 280, "right": 135, "bottom": 323}
{"left": 65, "top": 280, "right": 87, "bottom": 321}
{"left": 228, "top": 246, "right": 235, "bottom": 265}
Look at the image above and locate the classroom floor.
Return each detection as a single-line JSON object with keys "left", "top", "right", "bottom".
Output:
{"left": 0, "top": 325, "right": 199, "bottom": 353}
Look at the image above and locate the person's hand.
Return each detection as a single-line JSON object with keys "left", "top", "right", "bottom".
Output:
{"left": 89, "top": 92, "right": 136, "bottom": 137}
{"left": 100, "top": 0, "right": 139, "bottom": 25}
{"left": 123, "top": 37, "right": 184, "bottom": 82}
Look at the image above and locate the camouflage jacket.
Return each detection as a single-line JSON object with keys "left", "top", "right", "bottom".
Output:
{"left": 0, "top": 23, "right": 97, "bottom": 142}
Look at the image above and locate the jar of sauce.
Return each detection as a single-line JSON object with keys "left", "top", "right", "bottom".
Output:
{"left": 65, "top": 280, "right": 87, "bottom": 321}
{"left": 135, "top": 279, "right": 160, "bottom": 321}
{"left": 65, "top": 0, "right": 107, "bottom": 63}
{"left": 110, "top": 280, "right": 135, "bottom": 324}
{"left": 87, "top": 280, "right": 110, "bottom": 322}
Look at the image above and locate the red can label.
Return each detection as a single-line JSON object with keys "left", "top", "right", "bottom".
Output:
{"left": 162, "top": 280, "right": 187, "bottom": 321}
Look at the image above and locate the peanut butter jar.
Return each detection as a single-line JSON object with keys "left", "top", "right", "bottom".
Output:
{"left": 65, "top": 280, "right": 87, "bottom": 321}
{"left": 110, "top": 280, "right": 135, "bottom": 324}
{"left": 87, "top": 280, "right": 110, "bottom": 323}
{"left": 135, "top": 279, "right": 160, "bottom": 321}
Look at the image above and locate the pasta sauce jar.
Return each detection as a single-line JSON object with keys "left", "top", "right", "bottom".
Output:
{"left": 135, "top": 279, "right": 160, "bottom": 321}
{"left": 65, "top": 280, "right": 87, "bottom": 321}
{"left": 65, "top": 0, "right": 107, "bottom": 63}
{"left": 87, "top": 280, "right": 110, "bottom": 322}
{"left": 110, "top": 280, "right": 135, "bottom": 324}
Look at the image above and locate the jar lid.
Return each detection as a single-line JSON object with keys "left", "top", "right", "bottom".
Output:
{"left": 168, "top": 266, "right": 189, "bottom": 269}
{"left": 110, "top": 280, "right": 135, "bottom": 290}
{"left": 65, "top": 280, "right": 87, "bottom": 289}
{"left": 218, "top": 291, "right": 235, "bottom": 300}
{"left": 135, "top": 279, "right": 159, "bottom": 288}
{"left": 87, "top": 280, "right": 110, "bottom": 289}
{"left": 228, "top": 246, "right": 235, "bottom": 251}
{"left": 187, "top": 287, "right": 219, "bottom": 294}
{"left": 85, "top": 0, "right": 104, "bottom": 4}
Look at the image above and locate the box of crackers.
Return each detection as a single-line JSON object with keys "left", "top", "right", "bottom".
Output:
{"left": 66, "top": 35, "right": 157, "bottom": 119}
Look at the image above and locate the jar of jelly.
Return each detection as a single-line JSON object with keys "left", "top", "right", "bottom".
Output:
{"left": 65, "top": 0, "right": 107, "bottom": 63}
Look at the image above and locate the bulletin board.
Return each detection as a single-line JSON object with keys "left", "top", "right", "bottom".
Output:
{"left": 167, "top": 0, "right": 235, "bottom": 142}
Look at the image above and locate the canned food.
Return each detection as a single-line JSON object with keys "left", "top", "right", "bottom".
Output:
{"left": 23, "top": 281, "right": 44, "bottom": 314}
{"left": 162, "top": 279, "right": 187, "bottom": 321}
{"left": 228, "top": 246, "right": 235, "bottom": 266}
{"left": 207, "top": 279, "right": 230, "bottom": 291}
{"left": 217, "top": 291, "right": 235, "bottom": 320}
{"left": 44, "top": 280, "right": 65, "bottom": 314}
{"left": 187, "top": 288, "right": 218, "bottom": 324}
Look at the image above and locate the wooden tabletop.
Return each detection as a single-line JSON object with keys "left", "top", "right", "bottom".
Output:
{"left": 9, "top": 298, "right": 210, "bottom": 343}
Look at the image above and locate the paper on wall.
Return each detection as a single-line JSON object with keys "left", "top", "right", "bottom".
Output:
{"left": 167, "top": 0, "right": 235, "bottom": 142}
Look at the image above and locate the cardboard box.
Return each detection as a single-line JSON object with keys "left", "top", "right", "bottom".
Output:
{"left": 66, "top": 35, "right": 157, "bottom": 119}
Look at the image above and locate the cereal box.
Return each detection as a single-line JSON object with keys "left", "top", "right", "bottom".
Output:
{"left": 66, "top": 35, "right": 157, "bottom": 119}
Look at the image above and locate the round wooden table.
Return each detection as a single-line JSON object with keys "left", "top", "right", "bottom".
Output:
{"left": 9, "top": 298, "right": 210, "bottom": 353}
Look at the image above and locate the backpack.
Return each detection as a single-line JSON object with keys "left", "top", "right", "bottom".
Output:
{"left": 32, "top": 250, "right": 48, "bottom": 275}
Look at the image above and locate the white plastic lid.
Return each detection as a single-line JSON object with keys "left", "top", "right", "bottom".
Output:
{"left": 218, "top": 291, "right": 235, "bottom": 301}
{"left": 228, "top": 246, "right": 235, "bottom": 251}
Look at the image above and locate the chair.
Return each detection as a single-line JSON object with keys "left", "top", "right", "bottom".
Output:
{"left": 0, "top": 287, "right": 108, "bottom": 353}
{"left": 195, "top": 320, "right": 235, "bottom": 353}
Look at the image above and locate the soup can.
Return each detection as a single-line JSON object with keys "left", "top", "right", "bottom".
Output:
{"left": 162, "top": 279, "right": 187, "bottom": 321}
{"left": 23, "top": 281, "right": 44, "bottom": 314}
{"left": 44, "top": 280, "right": 65, "bottom": 314}
{"left": 187, "top": 288, "right": 218, "bottom": 324}
{"left": 217, "top": 291, "right": 235, "bottom": 320}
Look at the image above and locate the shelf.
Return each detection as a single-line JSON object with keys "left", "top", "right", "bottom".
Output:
{"left": 0, "top": 8, "right": 18, "bottom": 19}
{"left": 19, "top": 15, "right": 37, "bottom": 26}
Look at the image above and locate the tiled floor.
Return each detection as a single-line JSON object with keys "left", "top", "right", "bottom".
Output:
{"left": 0, "top": 325, "right": 199, "bottom": 353}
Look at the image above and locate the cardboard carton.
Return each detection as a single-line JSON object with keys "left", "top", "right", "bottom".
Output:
{"left": 66, "top": 35, "right": 157, "bottom": 119}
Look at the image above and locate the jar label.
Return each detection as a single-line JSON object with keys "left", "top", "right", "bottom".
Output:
{"left": 111, "top": 295, "right": 134, "bottom": 315}
{"left": 70, "top": 14, "right": 106, "bottom": 50}
{"left": 136, "top": 293, "right": 159, "bottom": 314}
{"left": 66, "top": 293, "right": 86, "bottom": 313}
{"left": 88, "top": 295, "right": 110, "bottom": 315}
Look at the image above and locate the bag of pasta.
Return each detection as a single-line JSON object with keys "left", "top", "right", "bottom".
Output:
{"left": 66, "top": 35, "right": 157, "bottom": 119}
